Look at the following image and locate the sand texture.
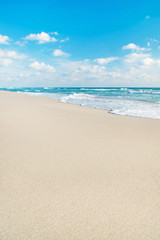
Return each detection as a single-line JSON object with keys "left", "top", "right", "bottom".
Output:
{"left": 0, "top": 91, "right": 160, "bottom": 240}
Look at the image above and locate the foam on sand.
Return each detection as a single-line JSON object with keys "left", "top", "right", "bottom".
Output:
{"left": 2, "top": 87, "right": 160, "bottom": 119}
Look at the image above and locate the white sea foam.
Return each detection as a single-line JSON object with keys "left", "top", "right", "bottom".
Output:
{"left": 94, "top": 88, "right": 118, "bottom": 91}
{"left": 80, "top": 88, "right": 117, "bottom": 91}
{"left": 60, "top": 93, "right": 160, "bottom": 119}
{"left": 120, "top": 87, "right": 128, "bottom": 90}
{"left": 25, "top": 91, "right": 160, "bottom": 119}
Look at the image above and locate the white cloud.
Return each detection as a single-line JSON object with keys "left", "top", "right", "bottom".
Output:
{"left": 148, "top": 38, "right": 159, "bottom": 43}
{"left": 53, "top": 32, "right": 59, "bottom": 35}
{"left": 15, "top": 41, "right": 25, "bottom": 46}
{"left": 0, "top": 58, "right": 12, "bottom": 66}
{"left": 60, "top": 37, "right": 69, "bottom": 43}
{"left": 94, "top": 57, "right": 118, "bottom": 65}
{"left": 142, "top": 57, "right": 155, "bottom": 66}
{"left": 0, "top": 34, "right": 10, "bottom": 44}
{"left": 79, "top": 65, "right": 106, "bottom": 73}
{"left": 57, "top": 60, "right": 107, "bottom": 83}
{"left": 2, "top": 35, "right": 160, "bottom": 86}
{"left": 29, "top": 61, "right": 56, "bottom": 72}
{"left": 145, "top": 15, "right": 150, "bottom": 19}
{"left": 124, "top": 52, "right": 154, "bottom": 66}
{"left": 152, "top": 39, "right": 159, "bottom": 43}
{"left": 122, "top": 43, "right": 147, "bottom": 51}
{"left": 52, "top": 49, "right": 68, "bottom": 56}
{"left": 0, "top": 49, "right": 26, "bottom": 59}
{"left": 24, "top": 32, "right": 57, "bottom": 44}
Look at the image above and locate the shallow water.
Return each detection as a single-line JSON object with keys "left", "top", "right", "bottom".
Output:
{"left": 1, "top": 87, "right": 160, "bottom": 119}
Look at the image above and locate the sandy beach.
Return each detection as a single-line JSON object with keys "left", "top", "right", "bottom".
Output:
{"left": 0, "top": 90, "right": 160, "bottom": 240}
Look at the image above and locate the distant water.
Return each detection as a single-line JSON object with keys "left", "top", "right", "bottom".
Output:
{"left": 1, "top": 87, "right": 160, "bottom": 119}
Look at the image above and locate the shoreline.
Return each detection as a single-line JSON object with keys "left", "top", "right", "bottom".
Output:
{"left": 1, "top": 91, "right": 160, "bottom": 239}
{"left": 1, "top": 89, "right": 160, "bottom": 121}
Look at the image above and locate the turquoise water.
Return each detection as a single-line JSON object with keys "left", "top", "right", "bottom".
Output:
{"left": 1, "top": 87, "right": 160, "bottom": 119}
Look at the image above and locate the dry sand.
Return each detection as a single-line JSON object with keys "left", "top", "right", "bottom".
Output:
{"left": 0, "top": 91, "right": 160, "bottom": 240}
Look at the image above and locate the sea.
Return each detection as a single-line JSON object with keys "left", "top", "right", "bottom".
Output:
{"left": 1, "top": 87, "right": 160, "bottom": 119}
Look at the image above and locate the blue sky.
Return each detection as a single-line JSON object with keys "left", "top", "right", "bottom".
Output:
{"left": 0, "top": 0, "right": 160, "bottom": 87}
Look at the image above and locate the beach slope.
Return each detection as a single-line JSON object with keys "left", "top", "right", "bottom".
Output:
{"left": 0, "top": 91, "right": 160, "bottom": 240}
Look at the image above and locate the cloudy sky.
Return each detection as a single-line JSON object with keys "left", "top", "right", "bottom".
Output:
{"left": 0, "top": 0, "right": 160, "bottom": 87}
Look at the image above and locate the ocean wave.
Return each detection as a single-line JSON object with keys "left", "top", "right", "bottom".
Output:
{"left": 2, "top": 87, "right": 160, "bottom": 119}
{"left": 60, "top": 93, "right": 160, "bottom": 119}
{"left": 120, "top": 87, "right": 128, "bottom": 90}
{"left": 93, "top": 88, "right": 118, "bottom": 91}
{"left": 61, "top": 93, "right": 94, "bottom": 100}
{"left": 79, "top": 88, "right": 119, "bottom": 91}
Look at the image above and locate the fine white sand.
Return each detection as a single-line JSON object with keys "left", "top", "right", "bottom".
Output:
{"left": 0, "top": 91, "right": 160, "bottom": 240}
